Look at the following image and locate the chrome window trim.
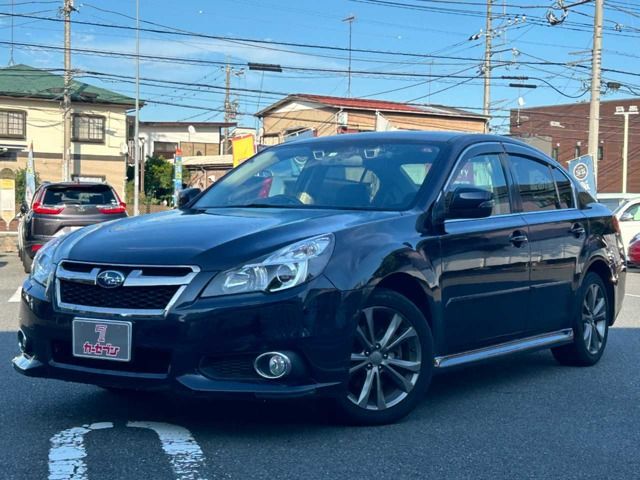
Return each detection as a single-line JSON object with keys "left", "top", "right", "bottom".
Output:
{"left": 445, "top": 207, "right": 582, "bottom": 225}
{"left": 54, "top": 261, "right": 200, "bottom": 317}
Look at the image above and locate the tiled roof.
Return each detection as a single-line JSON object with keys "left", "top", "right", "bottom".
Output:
{"left": 257, "top": 93, "right": 485, "bottom": 119}
{"left": 0, "top": 64, "right": 136, "bottom": 106}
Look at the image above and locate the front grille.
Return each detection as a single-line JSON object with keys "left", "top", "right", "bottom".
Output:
{"left": 59, "top": 281, "right": 179, "bottom": 310}
{"left": 51, "top": 340, "right": 171, "bottom": 374}
{"left": 55, "top": 261, "right": 199, "bottom": 314}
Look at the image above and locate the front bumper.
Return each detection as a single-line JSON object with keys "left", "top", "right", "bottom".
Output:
{"left": 13, "top": 276, "right": 367, "bottom": 398}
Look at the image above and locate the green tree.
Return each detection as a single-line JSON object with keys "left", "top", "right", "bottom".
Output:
{"left": 126, "top": 156, "right": 191, "bottom": 205}
{"left": 14, "top": 167, "right": 41, "bottom": 206}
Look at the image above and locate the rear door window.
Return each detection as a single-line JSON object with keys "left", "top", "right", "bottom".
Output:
{"left": 509, "top": 156, "right": 559, "bottom": 212}
{"left": 551, "top": 168, "right": 575, "bottom": 209}
{"left": 42, "top": 185, "right": 117, "bottom": 206}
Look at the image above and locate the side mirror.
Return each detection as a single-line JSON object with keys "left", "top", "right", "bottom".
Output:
{"left": 20, "top": 202, "right": 28, "bottom": 215}
{"left": 446, "top": 187, "right": 494, "bottom": 220}
{"left": 177, "top": 188, "right": 201, "bottom": 209}
{"left": 620, "top": 212, "right": 634, "bottom": 222}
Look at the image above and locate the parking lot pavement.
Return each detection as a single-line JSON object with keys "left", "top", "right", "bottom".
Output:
{"left": 1, "top": 254, "right": 639, "bottom": 480}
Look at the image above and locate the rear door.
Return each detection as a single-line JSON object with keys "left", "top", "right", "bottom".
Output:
{"left": 439, "top": 143, "right": 530, "bottom": 353}
{"left": 33, "top": 184, "right": 124, "bottom": 237}
{"left": 504, "top": 144, "right": 587, "bottom": 335}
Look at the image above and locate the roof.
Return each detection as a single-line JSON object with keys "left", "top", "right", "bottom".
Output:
{"left": 256, "top": 93, "right": 487, "bottom": 120}
{"left": 138, "top": 121, "right": 236, "bottom": 128}
{"left": 512, "top": 97, "right": 640, "bottom": 113}
{"left": 0, "top": 64, "right": 136, "bottom": 107}
{"left": 275, "top": 130, "right": 532, "bottom": 149}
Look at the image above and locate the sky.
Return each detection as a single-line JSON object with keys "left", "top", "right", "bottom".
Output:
{"left": 0, "top": 0, "right": 639, "bottom": 133}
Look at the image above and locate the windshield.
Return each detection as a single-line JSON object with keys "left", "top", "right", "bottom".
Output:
{"left": 194, "top": 139, "right": 442, "bottom": 210}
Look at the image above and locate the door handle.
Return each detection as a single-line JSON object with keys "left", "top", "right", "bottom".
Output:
{"left": 509, "top": 231, "right": 528, "bottom": 247}
{"left": 570, "top": 223, "right": 586, "bottom": 238}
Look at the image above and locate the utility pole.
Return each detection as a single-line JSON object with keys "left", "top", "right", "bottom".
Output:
{"left": 222, "top": 63, "right": 244, "bottom": 154}
{"left": 483, "top": 0, "right": 493, "bottom": 128}
{"left": 62, "top": 0, "right": 74, "bottom": 182}
{"left": 614, "top": 106, "right": 639, "bottom": 194}
{"left": 133, "top": 0, "right": 140, "bottom": 216}
{"left": 588, "top": 0, "right": 603, "bottom": 189}
{"left": 223, "top": 63, "right": 231, "bottom": 154}
{"left": 342, "top": 15, "right": 356, "bottom": 97}
{"left": 8, "top": 0, "right": 15, "bottom": 66}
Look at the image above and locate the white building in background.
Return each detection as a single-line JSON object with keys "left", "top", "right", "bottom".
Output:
{"left": 129, "top": 121, "right": 236, "bottom": 161}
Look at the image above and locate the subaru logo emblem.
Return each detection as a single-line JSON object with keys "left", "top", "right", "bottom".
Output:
{"left": 96, "top": 270, "right": 125, "bottom": 289}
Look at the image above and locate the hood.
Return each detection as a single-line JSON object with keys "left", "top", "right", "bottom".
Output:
{"left": 55, "top": 208, "right": 399, "bottom": 270}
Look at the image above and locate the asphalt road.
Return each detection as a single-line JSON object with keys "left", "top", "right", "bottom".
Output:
{"left": 1, "top": 252, "right": 639, "bottom": 480}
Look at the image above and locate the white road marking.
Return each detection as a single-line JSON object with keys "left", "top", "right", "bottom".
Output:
{"left": 8, "top": 287, "right": 21, "bottom": 303}
{"left": 48, "top": 421, "right": 207, "bottom": 480}
{"left": 127, "top": 421, "right": 208, "bottom": 480}
{"left": 627, "top": 293, "right": 640, "bottom": 298}
{"left": 49, "top": 422, "right": 113, "bottom": 480}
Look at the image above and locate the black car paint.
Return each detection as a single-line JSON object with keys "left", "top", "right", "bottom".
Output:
{"left": 14, "top": 132, "right": 626, "bottom": 399}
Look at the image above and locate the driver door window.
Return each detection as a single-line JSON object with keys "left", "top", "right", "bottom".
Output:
{"left": 446, "top": 153, "right": 511, "bottom": 217}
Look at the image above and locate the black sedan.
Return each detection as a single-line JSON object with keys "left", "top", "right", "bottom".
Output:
{"left": 13, "top": 132, "right": 626, "bottom": 425}
{"left": 17, "top": 182, "right": 127, "bottom": 273}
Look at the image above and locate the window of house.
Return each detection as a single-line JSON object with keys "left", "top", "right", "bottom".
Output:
{"left": 598, "top": 146, "right": 604, "bottom": 161}
{"left": 0, "top": 110, "right": 26, "bottom": 139}
{"left": 447, "top": 154, "right": 511, "bottom": 216}
{"left": 510, "top": 155, "right": 559, "bottom": 212}
{"left": 552, "top": 147, "right": 559, "bottom": 161}
{"left": 72, "top": 114, "right": 105, "bottom": 142}
{"left": 153, "top": 141, "right": 178, "bottom": 159}
{"left": 574, "top": 145, "right": 581, "bottom": 158}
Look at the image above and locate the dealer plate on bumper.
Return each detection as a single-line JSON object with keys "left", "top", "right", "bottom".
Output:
{"left": 72, "top": 318, "right": 132, "bottom": 362}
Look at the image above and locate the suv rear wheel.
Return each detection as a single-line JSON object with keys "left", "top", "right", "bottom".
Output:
{"left": 334, "top": 289, "right": 433, "bottom": 425}
{"left": 552, "top": 272, "right": 610, "bottom": 366}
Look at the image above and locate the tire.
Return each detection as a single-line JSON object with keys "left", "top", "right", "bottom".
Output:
{"left": 333, "top": 288, "right": 434, "bottom": 425}
{"left": 551, "top": 272, "right": 610, "bottom": 367}
{"left": 22, "top": 253, "right": 32, "bottom": 274}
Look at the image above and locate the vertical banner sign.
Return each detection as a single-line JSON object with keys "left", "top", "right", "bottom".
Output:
{"left": 173, "top": 148, "right": 183, "bottom": 207}
{"left": 0, "top": 168, "right": 16, "bottom": 230}
{"left": 568, "top": 155, "right": 596, "bottom": 194}
{"left": 25, "top": 142, "right": 36, "bottom": 205}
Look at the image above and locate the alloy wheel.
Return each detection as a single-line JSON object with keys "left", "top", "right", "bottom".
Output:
{"left": 582, "top": 283, "right": 607, "bottom": 355}
{"left": 348, "top": 306, "right": 422, "bottom": 411}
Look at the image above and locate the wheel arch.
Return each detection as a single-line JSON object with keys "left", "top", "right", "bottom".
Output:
{"left": 583, "top": 257, "right": 616, "bottom": 325}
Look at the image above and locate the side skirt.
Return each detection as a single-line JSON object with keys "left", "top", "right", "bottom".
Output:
{"left": 433, "top": 329, "right": 574, "bottom": 369}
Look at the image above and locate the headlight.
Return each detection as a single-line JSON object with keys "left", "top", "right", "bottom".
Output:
{"left": 30, "top": 238, "right": 60, "bottom": 287}
{"left": 202, "top": 234, "right": 334, "bottom": 297}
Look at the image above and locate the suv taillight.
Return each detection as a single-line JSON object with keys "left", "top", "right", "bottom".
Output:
{"left": 32, "top": 202, "right": 64, "bottom": 215}
{"left": 98, "top": 202, "right": 127, "bottom": 214}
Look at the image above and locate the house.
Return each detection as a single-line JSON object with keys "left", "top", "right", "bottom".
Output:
{"left": 0, "top": 64, "right": 136, "bottom": 198}
{"left": 133, "top": 121, "right": 236, "bottom": 160}
{"left": 256, "top": 94, "right": 488, "bottom": 145}
{"left": 510, "top": 98, "right": 640, "bottom": 193}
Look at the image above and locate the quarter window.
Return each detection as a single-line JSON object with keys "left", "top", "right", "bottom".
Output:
{"left": 510, "top": 156, "right": 559, "bottom": 212}
{"left": 447, "top": 153, "right": 511, "bottom": 216}
{"left": 72, "top": 114, "right": 105, "bottom": 142}
{"left": 0, "top": 110, "right": 26, "bottom": 139}
{"left": 551, "top": 168, "right": 575, "bottom": 209}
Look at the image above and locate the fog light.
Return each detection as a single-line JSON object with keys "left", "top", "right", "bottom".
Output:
{"left": 269, "top": 354, "right": 288, "bottom": 377}
{"left": 254, "top": 351, "right": 292, "bottom": 379}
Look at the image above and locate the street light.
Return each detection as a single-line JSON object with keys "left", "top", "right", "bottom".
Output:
{"left": 614, "top": 105, "right": 638, "bottom": 194}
